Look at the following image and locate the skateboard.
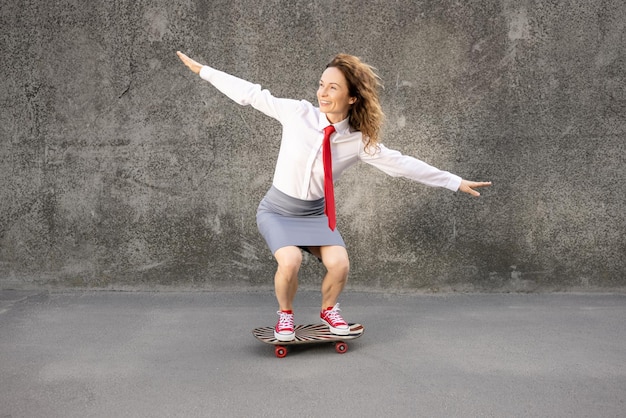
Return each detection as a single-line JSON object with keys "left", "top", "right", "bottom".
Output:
{"left": 252, "top": 323, "right": 364, "bottom": 358}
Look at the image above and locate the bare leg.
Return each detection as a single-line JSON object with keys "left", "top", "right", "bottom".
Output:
{"left": 308, "top": 246, "right": 350, "bottom": 310}
{"left": 273, "top": 246, "right": 302, "bottom": 311}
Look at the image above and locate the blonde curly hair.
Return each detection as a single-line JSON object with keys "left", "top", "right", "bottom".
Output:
{"left": 326, "top": 54, "right": 384, "bottom": 153}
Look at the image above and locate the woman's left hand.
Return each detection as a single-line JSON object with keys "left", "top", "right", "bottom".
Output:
{"left": 459, "top": 179, "right": 492, "bottom": 197}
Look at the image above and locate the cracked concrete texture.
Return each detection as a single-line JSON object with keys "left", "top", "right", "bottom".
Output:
{"left": 1, "top": 1, "right": 625, "bottom": 291}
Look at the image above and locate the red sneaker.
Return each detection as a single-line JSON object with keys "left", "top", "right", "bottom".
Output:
{"left": 320, "top": 303, "right": 350, "bottom": 335}
{"left": 274, "top": 310, "right": 295, "bottom": 342}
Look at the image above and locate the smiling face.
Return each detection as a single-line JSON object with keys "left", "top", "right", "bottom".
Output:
{"left": 317, "top": 67, "right": 357, "bottom": 124}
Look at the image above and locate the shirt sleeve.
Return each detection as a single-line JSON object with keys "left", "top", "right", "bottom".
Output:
{"left": 359, "top": 144, "right": 462, "bottom": 192}
{"left": 198, "top": 65, "right": 302, "bottom": 123}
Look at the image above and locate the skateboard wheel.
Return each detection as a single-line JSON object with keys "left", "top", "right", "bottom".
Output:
{"left": 335, "top": 342, "right": 348, "bottom": 354}
{"left": 275, "top": 346, "right": 287, "bottom": 358}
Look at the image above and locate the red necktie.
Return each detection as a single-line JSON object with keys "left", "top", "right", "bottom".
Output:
{"left": 322, "top": 125, "right": 337, "bottom": 230}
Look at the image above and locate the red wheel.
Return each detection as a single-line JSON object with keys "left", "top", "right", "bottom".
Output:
{"left": 335, "top": 342, "right": 348, "bottom": 354}
{"left": 275, "top": 346, "right": 287, "bottom": 358}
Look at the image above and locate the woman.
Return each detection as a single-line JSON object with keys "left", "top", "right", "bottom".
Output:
{"left": 177, "top": 51, "right": 491, "bottom": 341}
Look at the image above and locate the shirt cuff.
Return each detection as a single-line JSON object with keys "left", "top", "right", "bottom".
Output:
{"left": 447, "top": 174, "right": 463, "bottom": 192}
{"left": 199, "top": 65, "right": 214, "bottom": 81}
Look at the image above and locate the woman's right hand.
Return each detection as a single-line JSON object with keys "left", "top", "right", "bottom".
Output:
{"left": 176, "top": 51, "right": 203, "bottom": 74}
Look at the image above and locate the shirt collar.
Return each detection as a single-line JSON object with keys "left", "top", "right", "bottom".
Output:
{"left": 318, "top": 114, "right": 352, "bottom": 136}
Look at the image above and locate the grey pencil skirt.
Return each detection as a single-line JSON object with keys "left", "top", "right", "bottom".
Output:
{"left": 256, "top": 186, "right": 346, "bottom": 254}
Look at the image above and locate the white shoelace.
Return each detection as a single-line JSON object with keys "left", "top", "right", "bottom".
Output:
{"left": 276, "top": 311, "right": 294, "bottom": 330}
{"left": 324, "top": 304, "right": 347, "bottom": 325}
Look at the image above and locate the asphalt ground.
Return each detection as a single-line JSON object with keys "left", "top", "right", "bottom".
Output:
{"left": 1, "top": 290, "right": 624, "bottom": 417}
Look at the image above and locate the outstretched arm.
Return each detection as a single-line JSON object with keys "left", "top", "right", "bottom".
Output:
{"left": 177, "top": 51, "right": 202, "bottom": 74}
{"left": 175, "top": 50, "right": 302, "bottom": 124}
{"left": 458, "top": 179, "right": 492, "bottom": 197}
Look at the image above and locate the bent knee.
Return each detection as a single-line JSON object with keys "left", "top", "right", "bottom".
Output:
{"left": 322, "top": 248, "right": 350, "bottom": 274}
{"left": 331, "top": 259, "right": 350, "bottom": 276}
{"left": 274, "top": 246, "right": 303, "bottom": 273}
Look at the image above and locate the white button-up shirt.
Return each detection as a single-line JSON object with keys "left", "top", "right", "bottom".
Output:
{"left": 199, "top": 66, "right": 462, "bottom": 200}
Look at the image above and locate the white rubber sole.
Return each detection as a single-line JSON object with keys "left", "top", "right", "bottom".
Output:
{"left": 321, "top": 319, "right": 350, "bottom": 335}
{"left": 274, "top": 330, "right": 296, "bottom": 342}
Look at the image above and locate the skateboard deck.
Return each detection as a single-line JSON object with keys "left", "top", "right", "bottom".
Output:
{"left": 252, "top": 323, "right": 364, "bottom": 358}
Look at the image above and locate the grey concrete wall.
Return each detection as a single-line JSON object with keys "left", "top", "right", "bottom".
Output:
{"left": 1, "top": 0, "right": 625, "bottom": 291}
